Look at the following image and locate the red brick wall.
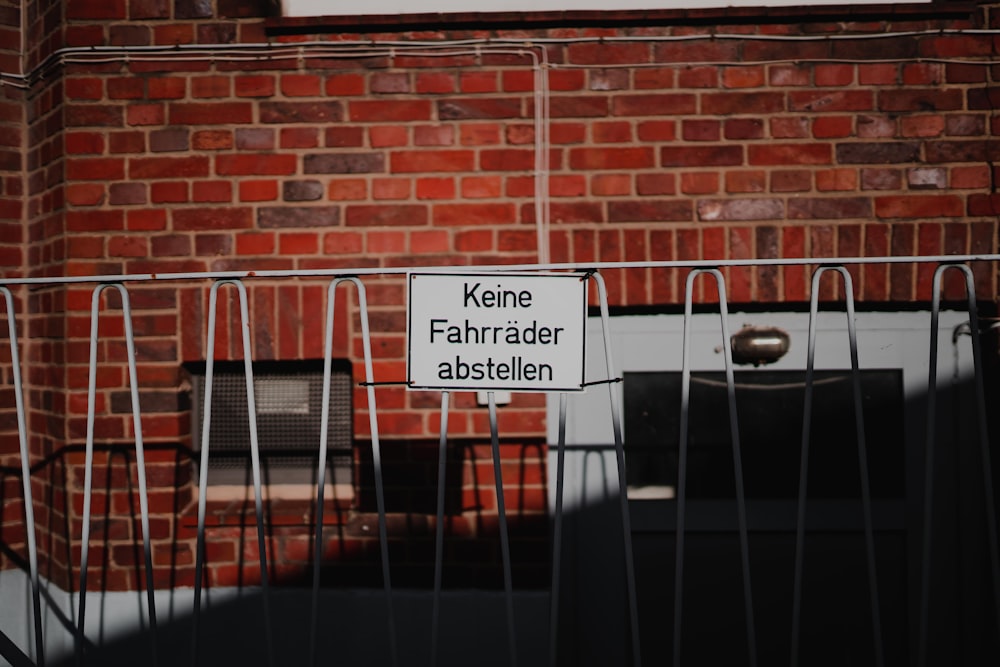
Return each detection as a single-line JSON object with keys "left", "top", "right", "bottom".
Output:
{"left": 2, "top": 0, "right": 999, "bottom": 589}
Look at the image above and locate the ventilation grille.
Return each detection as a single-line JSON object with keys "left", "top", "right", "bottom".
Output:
{"left": 189, "top": 360, "right": 353, "bottom": 480}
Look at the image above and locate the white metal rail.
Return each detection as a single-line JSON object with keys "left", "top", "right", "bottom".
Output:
{"left": 0, "top": 256, "right": 997, "bottom": 666}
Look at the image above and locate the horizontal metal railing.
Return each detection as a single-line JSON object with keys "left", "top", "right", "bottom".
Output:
{"left": 0, "top": 255, "right": 998, "bottom": 666}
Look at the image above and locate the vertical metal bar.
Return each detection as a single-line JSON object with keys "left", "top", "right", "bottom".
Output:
{"left": 917, "top": 264, "right": 1000, "bottom": 653}
{"left": 346, "top": 277, "right": 398, "bottom": 667}
{"left": 191, "top": 284, "right": 219, "bottom": 666}
{"left": 430, "top": 390, "right": 450, "bottom": 667}
{"left": 673, "top": 277, "right": 692, "bottom": 667}
{"left": 76, "top": 284, "right": 159, "bottom": 664}
{"left": 114, "top": 284, "right": 158, "bottom": 666}
{"left": 1, "top": 286, "right": 44, "bottom": 665}
{"left": 790, "top": 269, "right": 823, "bottom": 667}
{"left": 191, "top": 280, "right": 274, "bottom": 667}
{"left": 488, "top": 392, "right": 518, "bottom": 667}
{"left": 590, "top": 271, "right": 641, "bottom": 667}
{"left": 75, "top": 286, "right": 102, "bottom": 665}
{"left": 791, "top": 266, "right": 883, "bottom": 667}
{"left": 548, "top": 393, "right": 568, "bottom": 667}
{"left": 231, "top": 280, "right": 275, "bottom": 667}
{"left": 309, "top": 279, "right": 341, "bottom": 667}
{"left": 674, "top": 269, "right": 756, "bottom": 667}
{"left": 917, "top": 266, "right": 946, "bottom": 667}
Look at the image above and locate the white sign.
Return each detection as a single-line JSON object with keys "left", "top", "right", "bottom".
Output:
{"left": 407, "top": 272, "right": 587, "bottom": 392}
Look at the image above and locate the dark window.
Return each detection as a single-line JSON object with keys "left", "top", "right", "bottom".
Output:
{"left": 624, "top": 369, "right": 905, "bottom": 499}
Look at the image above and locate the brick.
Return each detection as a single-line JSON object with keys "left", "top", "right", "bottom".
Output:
{"left": 66, "top": 210, "right": 125, "bottom": 232}
{"left": 280, "top": 128, "right": 319, "bottom": 149}
{"left": 416, "top": 177, "right": 455, "bottom": 200}
{"left": 169, "top": 103, "right": 253, "bottom": 125}
{"left": 661, "top": 145, "right": 742, "bottom": 167}
{"left": 879, "top": 89, "right": 963, "bottom": 112}
{"left": 593, "top": 121, "right": 633, "bottom": 143}
{"left": 608, "top": 200, "right": 692, "bottom": 223}
{"left": 900, "top": 115, "right": 945, "bottom": 138}
{"left": 239, "top": 180, "right": 279, "bottom": 202}
{"left": 590, "top": 70, "right": 629, "bottom": 91}
{"left": 857, "top": 115, "right": 897, "bottom": 138}
{"left": 680, "top": 172, "right": 718, "bottom": 195}
{"left": 567, "top": 42, "right": 650, "bottom": 65}
{"left": 328, "top": 179, "right": 367, "bottom": 201}
{"left": 769, "top": 64, "right": 811, "bottom": 87}
{"left": 925, "top": 140, "right": 995, "bottom": 164}
{"left": 875, "top": 195, "right": 963, "bottom": 219}
{"left": 370, "top": 126, "right": 408, "bottom": 147}
{"left": 66, "top": 78, "right": 103, "bottom": 101}
{"left": 698, "top": 199, "right": 783, "bottom": 222}
{"left": 770, "top": 169, "right": 810, "bottom": 193}
{"left": 815, "top": 64, "right": 855, "bottom": 86}
{"left": 459, "top": 123, "right": 501, "bottom": 146}
{"left": 66, "top": 184, "right": 106, "bottom": 207}
{"left": 283, "top": 180, "right": 323, "bottom": 202}
{"left": 216, "top": 154, "right": 296, "bottom": 176}
{"left": 634, "top": 67, "right": 675, "bottom": 90}
{"left": 770, "top": 117, "right": 810, "bottom": 139}
{"left": 702, "top": 92, "right": 784, "bottom": 115}
{"left": 67, "top": 158, "right": 126, "bottom": 181}
{"left": 66, "top": 105, "right": 124, "bottom": 128}
{"left": 173, "top": 207, "right": 252, "bottom": 230}
{"left": 259, "top": 206, "right": 340, "bottom": 229}
{"left": 65, "top": 132, "right": 105, "bottom": 155}
{"left": 150, "top": 181, "right": 188, "bottom": 203}
{"left": 414, "top": 125, "right": 455, "bottom": 147}
{"left": 945, "top": 114, "right": 986, "bottom": 137}
{"left": 416, "top": 72, "right": 456, "bottom": 94}
{"left": 749, "top": 144, "right": 831, "bottom": 165}
{"left": 67, "top": 0, "right": 126, "bottom": 19}
{"left": 836, "top": 142, "right": 920, "bottom": 164}
{"left": 151, "top": 235, "right": 192, "bottom": 257}
{"left": 723, "top": 66, "right": 766, "bottom": 89}
{"left": 789, "top": 90, "right": 873, "bottom": 113}
{"left": 236, "top": 232, "right": 275, "bottom": 255}
{"left": 149, "top": 128, "right": 189, "bottom": 152}
{"left": 108, "top": 183, "right": 147, "bottom": 206}
{"left": 787, "top": 197, "right": 872, "bottom": 219}
{"left": 432, "top": 203, "right": 516, "bottom": 226}
{"left": 725, "top": 171, "right": 765, "bottom": 194}
{"left": 305, "top": 153, "right": 385, "bottom": 174}
{"left": 130, "top": 156, "right": 209, "bottom": 179}
{"left": 235, "top": 75, "right": 275, "bottom": 98}
{"left": 260, "top": 102, "right": 343, "bottom": 124}
{"left": 438, "top": 98, "right": 524, "bottom": 120}
{"left": 235, "top": 128, "right": 275, "bottom": 151}
{"left": 569, "top": 147, "right": 654, "bottom": 170}
{"left": 725, "top": 118, "right": 764, "bottom": 140}
{"left": 591, "top": 174, "right": 630, "bottom": 196}
{"left": 192, "top": 130, "right": 232, "bottom": 150}
{"left": 325, "top": 127, "right": 365, "bottom": 148}
{"left": 281, "top": 74, "right": 322, "bottom": 97}
{"left": 349, "top": 100, "right": 431, "bottom": 122}
{"left": 860, "top": 168, "right": 903, "bottom": 191}
{"left": 371, "top": 72, "right": 410, "bottom": 94}
{"left": 813, "top": 116, "right": 853, "bottom": 138}
{"left": 682, "top": 120, "right": 720, "bottom": 142}
{"left": 907, "top": 167, "right": 946, "bottom": 190}
{"left": 109, "top": 131, "right": 146, "bottom": 154}
{"left": 815, "top": 168, "right": 857, "bottom": 191}
{"left": 391, "top": 150, "right": 474, "bottom": 173}
{"left": 326, "top": 73, "right": 365, "bottom": 96}
{"left": 459, "top": 71, "right": 497, "bottom": 94}
{"left": 612, "top": 94, "right": 696, "bottom": 116}
{"left": 126, "top": 104, "right": 165, "bottom": 126}
{"left": 191, "top": 76, "right": 230, "bottom": 99}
